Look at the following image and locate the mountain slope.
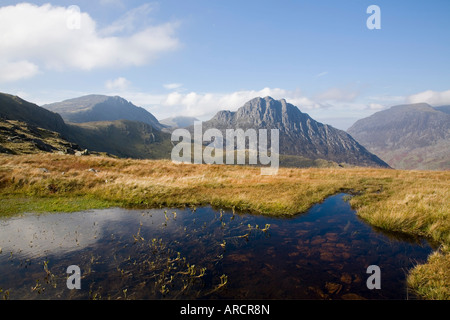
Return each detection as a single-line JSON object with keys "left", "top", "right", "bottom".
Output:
{"left": 0, "top": 92, "right": 172, "bottom": 159}
{"left": 347, "top": 103, "right": 450, "bottom": 170}
{"left": 197, "top": 96, "right": 389, "bottom": 168}
{"left": 66, "top": 120, "right": 172, "bottom": 159}
{"left": 435, "top": 105, "right": 450, "bottom": 114}
{"left": 0, "top": 93, "right": 68, "bottom": 134}
{"left": 43, "top": 95, "right": 164, "bottom": 130}
{"left": 0, "top": 118, "right": 82, "bottom": 155}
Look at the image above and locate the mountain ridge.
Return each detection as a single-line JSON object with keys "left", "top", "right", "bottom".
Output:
{"left": 196, "top": 96, "right": 390, "bottom": 168}
{"left": 43, "top": 95, "right": 164, "bottom": 130}
{"left": 347, "top": 103, "right": 450, "bottom": 170}
{"left": 0, "top": 92, "right": 172, "bottom": 159}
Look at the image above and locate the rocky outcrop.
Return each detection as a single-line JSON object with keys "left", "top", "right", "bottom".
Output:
{"left": 199, "top": 96, "right": 389, "bottom": 168}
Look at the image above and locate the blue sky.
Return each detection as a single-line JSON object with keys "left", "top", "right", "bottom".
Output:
{"left": 0, "top": 0, "right": 449, "bottom": 129}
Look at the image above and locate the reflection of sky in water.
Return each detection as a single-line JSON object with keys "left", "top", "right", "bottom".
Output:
{"left": 0, "top": 194, "right": 436, "bottom": 300}
{"left": 0, "top": 208, "right": 169, "bottom": 260}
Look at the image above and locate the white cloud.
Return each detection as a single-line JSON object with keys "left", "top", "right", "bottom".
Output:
{"left": 0, "top": 3, "right": 179, "bottom": 82}
{"left": 116, "top": 87, "right": 324, "bottom": 121}
{"left": 105, "top": 77, "right": 131, "bottom": 91}
{"left": 163, "top": 83, "right": 183, "bottom": 90}
{"left": 367, "top": 103, "right": 386, "bottom": 110}
{"left": 406, "top": 89, "right": 450, "bottom": 106}
{"left": 0, "top": 60, "right": 39, "bottom": 83}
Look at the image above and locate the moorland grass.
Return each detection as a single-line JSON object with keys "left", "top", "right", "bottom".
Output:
{"left": 0, "top": 154, "right": 448, "bottom": 299}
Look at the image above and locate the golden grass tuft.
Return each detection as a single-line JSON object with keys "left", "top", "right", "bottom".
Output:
{"left": 407, "top": 245, "right": 450, "bottom": 300}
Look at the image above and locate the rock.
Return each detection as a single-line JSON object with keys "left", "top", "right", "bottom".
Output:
{"left": 8, "top": 136, "right": 21, "bottom": 141}
{"left": 325, "top": 232, "right": 339, "bottom": 242}
{"left": 0, "top": 145, "right": 15, "bottom": 154}
{"left": 340, "top": 273, "right": 352, "bottom": 284}
{"left": 322, "top": 243, "right": 336, "bottom": 249}
{"left": 341, "top": 293, "right": 366, "bottom": 300}
{"left": 341, "top": 252, "right": 351, "bottom": 259}
{"left": 311, "top": 237, "right": 325, "bottom": 245}
{"left": 32, "top": 139, "right": 55, "bottom": 152}
{"left": 70, "top": 143, "right": 81, "bottom": 150}
{"left": 38, "top": 168, "right": 49, "bottom": 173}
{"left": 308, "top": 286, "right": 329, "bottom": 299}
{"left": 295, "top": 230, "right": 309, "bottom": 237}
{"left": 325, "top": 282, "right": 342, "bottom": 295}
{"left": 75, "top": 149, "right": 89, "bottom": 156}
{"left": 320, "top": 251, "right": 335, "bottom": 262}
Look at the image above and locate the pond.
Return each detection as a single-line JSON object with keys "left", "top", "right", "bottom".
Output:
{"left": 0, "top": 194, "right": 436, "bottom": 300}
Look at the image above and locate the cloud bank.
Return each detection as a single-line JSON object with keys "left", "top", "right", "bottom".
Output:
{"left": 407, "top": 89, "right": 450, "bottom": 106}
{"left": 0, "top": 3, "right": 179, "bottom": 82}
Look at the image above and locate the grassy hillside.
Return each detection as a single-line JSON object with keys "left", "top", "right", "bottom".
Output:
{"left": 0, "top": 154, "right": 448, "bottom": 299}
{"left": 0, "top": 118, "right": 77, "bottom": 155}
{"left": 67, "top": 120, "right": 173, "bottom": 159}
{"left": 0, "top": 93, "right": 68, "bottom": 134}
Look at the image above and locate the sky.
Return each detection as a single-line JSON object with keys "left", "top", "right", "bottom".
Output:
{"left": 0, "top": 0, "right": 449, "bottom": 130}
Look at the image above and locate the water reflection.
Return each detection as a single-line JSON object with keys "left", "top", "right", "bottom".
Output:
{"left": 0, "top": 194, "right": 434, "bottom": 300}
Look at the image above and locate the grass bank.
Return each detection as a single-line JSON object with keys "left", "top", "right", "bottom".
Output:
{"left": 0, "top": 154, "right": 448, "bottom": 299}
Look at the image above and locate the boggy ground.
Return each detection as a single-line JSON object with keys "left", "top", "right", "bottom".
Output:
{"left": 0, "top": 154, "right": 448, "bottom": 299}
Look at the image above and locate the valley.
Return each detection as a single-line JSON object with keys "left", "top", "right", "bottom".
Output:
{"left": 0, "top": 91, "right": 448, "bottom": 300}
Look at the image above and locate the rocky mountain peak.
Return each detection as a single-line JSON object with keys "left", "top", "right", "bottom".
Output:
{"left": 201, "top": 96, "right": 389, "bottom": 168}
{"left": 42, "top": 95, "right": 164, "bottom": 130}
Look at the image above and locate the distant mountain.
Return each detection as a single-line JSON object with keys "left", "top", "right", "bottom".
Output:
{"left": 196, "top": 96, "right": 389, "bottom": 168}
{"left": 43, "top": 95, "right": 164, "bottom": 130}
{"left": 160, "top": 116, "right": 199, "bottom": 128}
{"left": 0, "top": 92, "right": 172, "bottom": 159}
{"left": 434, "top": 105, "right": 450, "bottom": 114}
{"left": 347, "top": 103, "right": 450, "bottom": 170}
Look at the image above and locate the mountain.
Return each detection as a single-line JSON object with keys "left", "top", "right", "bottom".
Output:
{"left": 196, "top": 96, "right": 389, "bottom": 168}
{"left": 66, "top": 120, "right": 172, "bottom": 159}
{"left": 0, "top": 93, "right": 68, "bottom": 134}
{"left": 0, "top": 92, "right": 172, "bottom": 159}
{"left": 43, "top": 95, "right": 164, "bottom": 130}
{"left": 435, "top": 105, "right": 450, "bottom": 114}
{"left": 160, "top": 116, "right": 199, "bottom": 128}
{"left": 347, "top": 103, "right": 450, "bottom": 170}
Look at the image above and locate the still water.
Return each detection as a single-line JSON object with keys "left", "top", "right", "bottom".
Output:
{"left": 0, "top": 194, "right": 435, "bottom": 300}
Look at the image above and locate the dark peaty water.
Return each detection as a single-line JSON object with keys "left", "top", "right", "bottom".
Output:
{"left": 0, "top": 194, "right": 435, "bottom": 300}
